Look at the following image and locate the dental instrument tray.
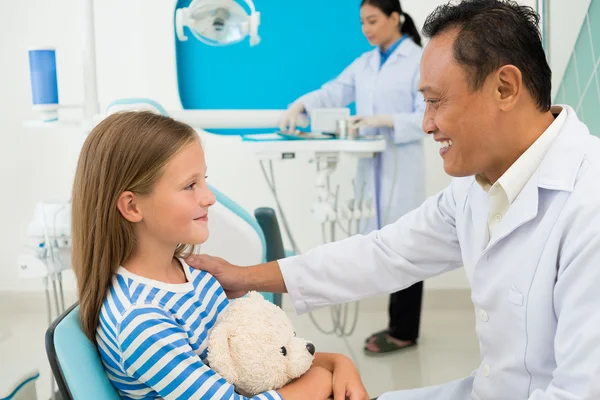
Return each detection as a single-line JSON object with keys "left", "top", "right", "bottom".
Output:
{"left": 276, "top": 131, "right": 336, "bottom": 140}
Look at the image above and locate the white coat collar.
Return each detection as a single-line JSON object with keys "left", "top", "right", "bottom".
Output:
{"left": 536, "top": 105, "right": 587, "bottom": 192}
{"left": 368, "top": 38, "right": 414, "bottom": 72}
{"left": 472, "top": 105, "right": 588, "bottom": 252}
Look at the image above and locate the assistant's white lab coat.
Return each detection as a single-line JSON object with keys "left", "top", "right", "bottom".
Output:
{"left": 297, "top": 39, "right": 426, "bottom": 230}
{"left": 279, "top": 105, "right": 600, "bottom": 399}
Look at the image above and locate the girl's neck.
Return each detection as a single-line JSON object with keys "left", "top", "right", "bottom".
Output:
{"left": 122, "top": 234, "right": 187, "bottom": 284}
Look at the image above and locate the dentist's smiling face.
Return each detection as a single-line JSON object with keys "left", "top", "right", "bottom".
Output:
{"left": 419, "top": 28, "right": 505, "bottom": 179}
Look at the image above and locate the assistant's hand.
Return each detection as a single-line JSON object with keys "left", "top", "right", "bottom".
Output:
{"left": 185, "top": 254, "right": 248, "bottom": 299}
{"left": 279, "top": 102, "right": 307, "bottom": 133}
{"left": 347, "top": 115, "right": 394, "bottom": 130}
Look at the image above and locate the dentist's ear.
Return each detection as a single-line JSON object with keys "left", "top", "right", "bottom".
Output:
{"left": 494, "top": 64, "right": 523, "bottom": 112}
{"left": 116, "top": 191, "right": 143, "bottom": 223}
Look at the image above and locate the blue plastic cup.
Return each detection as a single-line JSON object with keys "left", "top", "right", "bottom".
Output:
{"left": 28, "top": 47, "right": 59, "bottom": 122}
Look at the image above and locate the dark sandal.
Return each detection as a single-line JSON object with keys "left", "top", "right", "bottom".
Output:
{"left": 364, "top": 329, "right": 388, "bottom": 344}
{"left": 363, "top": 334, "right": 417, "bottom": 356}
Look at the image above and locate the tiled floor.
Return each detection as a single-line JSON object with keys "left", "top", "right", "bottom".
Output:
{"left": 0, "top": 291, "right": 480, "bottom": 399}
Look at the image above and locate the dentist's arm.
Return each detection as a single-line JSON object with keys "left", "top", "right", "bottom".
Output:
{"left": 184, "top": 257, "right": 286, "bottom": 299}
{"left": 187, "top": 178, "right": 466, "bottom": 313}
{"left": 277, "top": 179, "right": 464, "bottom": 314}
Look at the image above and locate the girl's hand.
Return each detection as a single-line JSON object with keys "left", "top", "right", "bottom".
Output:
{"left": 278, "top": 366, "right": 333, "bottom": 400}
{"left": 331, "top": 356, "right": 369, "bottom": 400}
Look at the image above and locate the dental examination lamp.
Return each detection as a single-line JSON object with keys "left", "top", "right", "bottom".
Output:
{"left": 175, "top": 0, "right": 261, "bottom": 46}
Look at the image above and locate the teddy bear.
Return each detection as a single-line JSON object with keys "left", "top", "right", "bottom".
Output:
{"left": 207, "top": 291, "right": 316, "bottom": 396}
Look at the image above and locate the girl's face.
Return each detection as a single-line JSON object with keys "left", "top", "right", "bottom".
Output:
{"left": 138, "top": 139, "right": 215, "bottom": 248}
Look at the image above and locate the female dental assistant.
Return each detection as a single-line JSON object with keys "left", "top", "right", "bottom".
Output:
{"left": 279, "top": 0, "right": 428, "bottom": 355}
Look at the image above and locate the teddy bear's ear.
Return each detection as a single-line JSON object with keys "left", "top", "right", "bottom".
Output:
{"left": 246, "top": 291, "right": 263, "bottom": 302}
{"left": 208, "top": 322, "right": 239, "bottom": 383}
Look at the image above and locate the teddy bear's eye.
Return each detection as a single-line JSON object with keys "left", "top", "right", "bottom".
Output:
{"left": 294, "top": 332, "right": 296, "bottom": 337}
{"left": 281, "top": 346, "right": 287, "bottom": 357}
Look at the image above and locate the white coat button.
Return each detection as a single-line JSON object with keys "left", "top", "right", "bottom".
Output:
{"left": 494, "top": 214, "right": 502, "bottom": 222}
{"left": 479, "top": 309, "right": 489, "bottom": 322}
{"left": 483, "top": 364, "right": 491, "bottom": 377}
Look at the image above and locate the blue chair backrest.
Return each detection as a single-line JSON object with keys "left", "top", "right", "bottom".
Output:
{"left": 46, "top": 304, "right": 121, "bottom": 400}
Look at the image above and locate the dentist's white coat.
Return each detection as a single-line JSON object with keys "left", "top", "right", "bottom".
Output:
{"left": 280, "top": 106, "right": 600, "bottom": 399}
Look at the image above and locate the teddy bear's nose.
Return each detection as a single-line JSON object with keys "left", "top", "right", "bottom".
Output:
{"left": 306, "top": 343, "right": 315, "bottom": 356}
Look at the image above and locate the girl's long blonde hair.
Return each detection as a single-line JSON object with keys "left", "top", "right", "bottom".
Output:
{"left": 72, "top": 111, "right": 197, "bottom": 341}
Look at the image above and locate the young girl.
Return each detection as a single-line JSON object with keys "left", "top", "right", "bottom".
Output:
{"left": 71, "top": 111, "right": 367, "bottom": 400}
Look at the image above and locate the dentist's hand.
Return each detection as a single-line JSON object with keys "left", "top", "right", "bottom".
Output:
{"left": 347, "top": 114, "right": 394, "bottom": 130}
{"left": 279, "top": 102, "right": 307, "bottom": 133}
{"left": 185, "top": 255, "right": 248, "bottom": 299}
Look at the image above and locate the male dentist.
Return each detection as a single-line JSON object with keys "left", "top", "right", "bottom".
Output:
{"left": 189, "top": 1, "right": 600, "bottom": 398}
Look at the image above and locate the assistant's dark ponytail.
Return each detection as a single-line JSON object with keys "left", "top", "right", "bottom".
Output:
{"left": 399, "top": 12, "right": 421, "bottom": 46}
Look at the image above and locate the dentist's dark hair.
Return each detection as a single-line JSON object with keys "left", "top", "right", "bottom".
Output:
{"left": 422, "top": 0, "right": 551, "bottom": 111}
{"left": 361, "top": 0, "right": 422, "bottom": 46}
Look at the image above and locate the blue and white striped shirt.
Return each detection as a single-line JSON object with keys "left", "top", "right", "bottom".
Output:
{"left": 96, "top": 259, "right": 283, "bottom": 400}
